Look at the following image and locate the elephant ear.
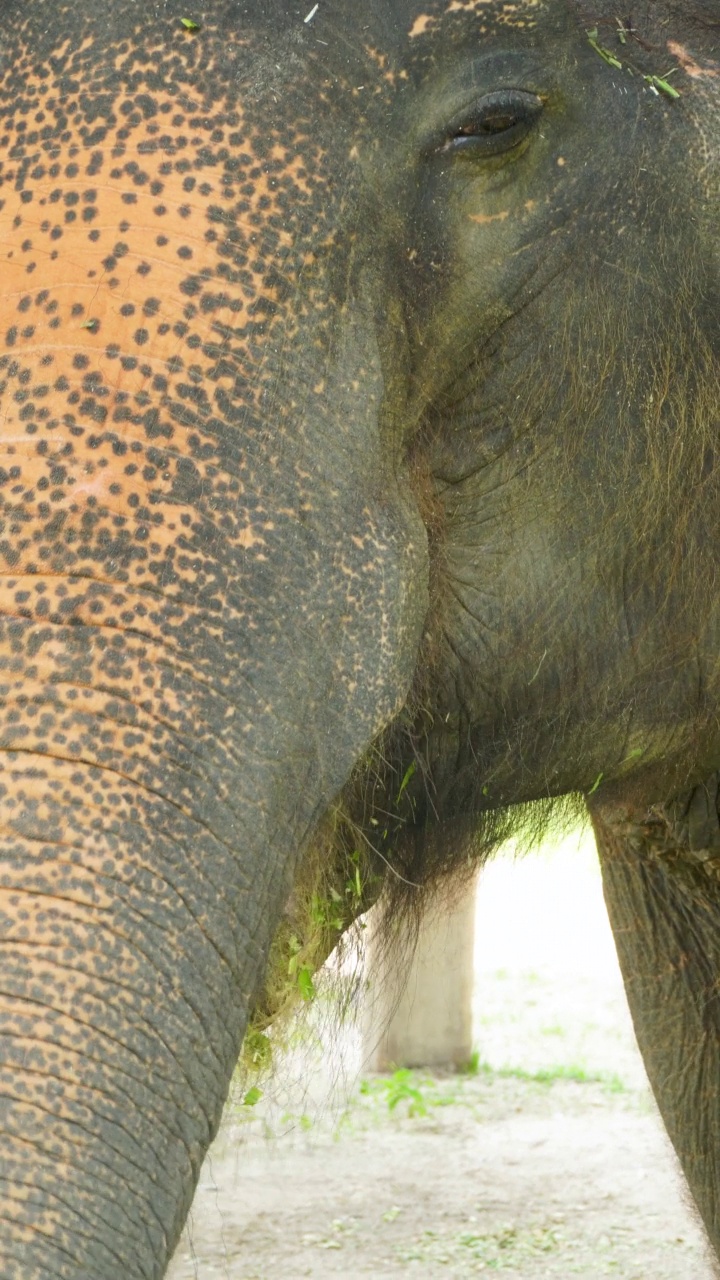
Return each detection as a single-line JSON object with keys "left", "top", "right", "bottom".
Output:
{"left": 593, "top": 802, "right": 720, "bottom": 1259}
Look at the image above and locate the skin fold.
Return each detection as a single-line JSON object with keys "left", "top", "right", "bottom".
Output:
{"left": 0, "top": 0, "right": 718, "bottom": 1274}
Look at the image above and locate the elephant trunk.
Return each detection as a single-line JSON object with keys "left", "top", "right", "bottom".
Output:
{"left": 0, "top": 621, "right": 303, "bottom": 1274}
{"left": 0, "top": 302, "right": 426, "bottom": 1274}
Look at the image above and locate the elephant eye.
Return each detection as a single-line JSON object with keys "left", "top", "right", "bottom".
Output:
{"left": 443, "top": 89, "right": 543, "bottom": 156}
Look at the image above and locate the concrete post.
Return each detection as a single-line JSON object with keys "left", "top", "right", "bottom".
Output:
{"left": 362, "top": 880, "right": 477, "bottom": 1071}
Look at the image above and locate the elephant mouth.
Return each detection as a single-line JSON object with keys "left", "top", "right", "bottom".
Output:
{"left": 252, "top": 687, "right": 590, "bottom": 1038}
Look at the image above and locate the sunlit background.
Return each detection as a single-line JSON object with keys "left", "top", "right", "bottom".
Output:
{"left": 473, "top": 827, "right": 646, "bottom": 1088}
{"left": 167, "top": 831, "right": 713, "bottom": 1278}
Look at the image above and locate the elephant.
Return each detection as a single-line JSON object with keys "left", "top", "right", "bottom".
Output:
{"left": 0, "top": 0, "right": 719, "bottom": 1274}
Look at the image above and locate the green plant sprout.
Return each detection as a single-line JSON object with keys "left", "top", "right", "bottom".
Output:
{"left": 586, "top": 29, "right": 681, "bottom": 98}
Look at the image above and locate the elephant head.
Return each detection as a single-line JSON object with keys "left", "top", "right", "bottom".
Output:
{"left": 0, "top": 0, "right": 718, "bottom": 1274}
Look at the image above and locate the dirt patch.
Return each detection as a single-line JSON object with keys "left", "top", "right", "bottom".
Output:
{"left": 167, "top": 834, "right": 718, "bottom": 1279}
{"left": 169, "top": 1074, "right": 713, "bottom": 1279}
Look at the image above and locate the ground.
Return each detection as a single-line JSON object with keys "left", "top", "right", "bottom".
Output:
{"left": 166, "top": 831, "right": 718, "bottom": 1279}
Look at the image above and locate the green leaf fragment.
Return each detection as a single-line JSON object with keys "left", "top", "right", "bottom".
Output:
{"left": 242, "top": 1086, "right": 262, "bottom": 1107}
{"left": 296, "top": 965, "right": 316, "bottom": 1002}
{"left": 395, "top": 759, "right": 416, "bottom": 805}
{"left": 243, "top": 1029, "right": 272, "bottom": 1071}
{"left": 644, "top": 74, "right": 680, "bottom": 98}
{"left": 345, "top": 870, "right": 361, "bottom": 905}
{"left": 80, "top": 318, "right": 98, "bottom": 331}
{"left": 586, "top": 31, "right": 623, "bottom": 70}
{"left": 587, "top": 772, "right": 603, "bottom": 796}
{"left": 180, "top": 17, "right": 200, "bottom": 30}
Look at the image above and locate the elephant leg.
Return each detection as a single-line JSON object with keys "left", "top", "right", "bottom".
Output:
{"left": 592, "top": 798, "right": 720, "bottom": 1262}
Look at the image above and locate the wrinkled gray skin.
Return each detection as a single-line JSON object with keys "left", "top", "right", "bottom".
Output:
{"left": 0, "top": 0, "right": 719, "bottom": 1275}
